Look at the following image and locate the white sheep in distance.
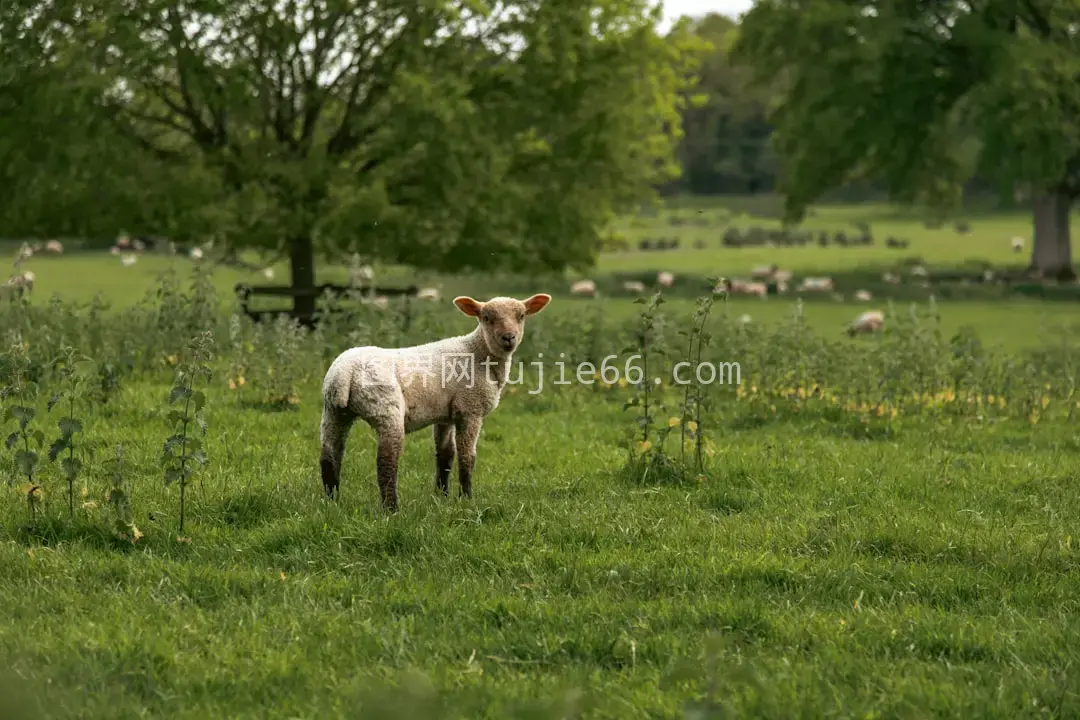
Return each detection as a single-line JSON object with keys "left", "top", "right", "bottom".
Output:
{"left": 657, "top": 271, "right": 674, "bottom": 287}
{"left": 854, "top": 289, "right": 873, "bottom": 302}
{"left": 797, "top": 277, "right": 834, "bottom": 292}
{"left": 319, "top": 293, "right": 552, "bottom": 510}
{"left": 1011, "top": 236, "right": 1025, "bottom": 253}
{"left": 622, "top": 280, "right": 646, "bottom": 294}
{"left": 750, "top": 264, "right": 777, "bottom": 280}
{"left": 847, "top": 310, "right": 884, "bottom": 336}
{"left": 3, "top": 271, "right": 34, "bottom": 299}
{"left": 417, "top": 287, "right": 440, "bottom": 301}
{"left": 44, "top": 240, "right": 63, "bottom": 254}
{"left": 570, "top": 279, "right": 596, "bottom": 297}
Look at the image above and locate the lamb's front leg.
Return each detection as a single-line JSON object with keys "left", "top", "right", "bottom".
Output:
{"left": 454, "top": 415, "right": 482, "bottom": 499}
{"left": 376, "top": 422, "right": 405, "bottom": 512}
{"left": 433, "top": 422, "right": 455, "bottom": 496}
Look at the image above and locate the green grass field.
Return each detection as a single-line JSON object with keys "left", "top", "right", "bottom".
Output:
{"left": 2, "top": 198, "right": 1080, "bottom": 718}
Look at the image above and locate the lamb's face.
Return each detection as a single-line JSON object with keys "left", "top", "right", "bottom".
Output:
{"left": 454, "top": 294, "right": 552, "bottom": 357}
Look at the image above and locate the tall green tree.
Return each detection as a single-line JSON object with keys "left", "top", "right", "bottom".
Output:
{"left": 4, "top": 0, "right": 704, "bottom": 315}
{"left": 671, "top": 12, "right": 777, "bottom": 196}
{"left": 734, "top": 0, "right": 1080, "bottom": 279}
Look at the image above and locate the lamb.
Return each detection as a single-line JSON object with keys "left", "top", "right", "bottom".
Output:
{"left": 417, "top": 287, "right": 440, "bottom": 301}
{"left": 319, "top": 293, "right": 552, "bottom": 510}
{"left": 622, "top": 280, "right": 646, "bottom": 294}
{"left": 847, "top": 310, "right": 884, "bottom": 336}
{"left": 1011, "top": 236, "right": 1025, "bottom": 253}
{"left": 44, "top": 240, "right": 63, "bottom": 254}
{"left": 657, "top": 271, "right": 674, "bottom": 287}
{"left": 570, "top": 279, "right": 596, "bottom": 297}
{"left": 854, "top": 289, "right": 873, "bottom": 302}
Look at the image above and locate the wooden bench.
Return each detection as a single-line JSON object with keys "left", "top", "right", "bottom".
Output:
{"left": 234, "top": 283, "right": 419, "bottom": 330}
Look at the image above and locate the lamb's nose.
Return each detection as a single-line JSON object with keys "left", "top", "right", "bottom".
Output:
{"left": 501, "top": 333, "right": 516, "bottom": 344}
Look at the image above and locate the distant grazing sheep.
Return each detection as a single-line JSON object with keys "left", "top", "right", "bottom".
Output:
{"left": 417, "top": 287, "right": 440, "bottom": 301}
{"left": 797, "top": 277, "right": 834, "bottom": 292}
{"left": 854, "top": 289, "right": 872, "bottom": 302}
{"left": 570, "top": 279, "right": 596, "bottom": 297}
{"left": 1011, "top": 236, "right": 1025, "bottom": 253}
{"left": 750, "top": 264, "right": 777, "bottom": 280}
{"left": 319, "top": 293, "right": 552, "bottom": 510}
{"left": 44, "top": 240, "right": 63, "bottom": 254}
{"left": 2, "top": 271, "right": 34, "bottom": 299}
{"left": 657, "top": 271, "right": 674, "bottom": 287}
{"left": 882, "top": 272, "right": 900, "bottom": 285}
{"left": 351, "top": 263, "right": 375, "bottom": 284}
{"left": 622, "top": 280, "right": 646, "bottom": 294}
{"left": 728, "top": 279, "right": 767, "bottom": 298}
{"left": 847, "top": 310, "right": 884, "bottom": 336}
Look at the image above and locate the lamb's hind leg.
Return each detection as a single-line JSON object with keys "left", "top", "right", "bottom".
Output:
{"left": 320, "top": 406, "right": 354, "bottom": 498}
{"left": 433, "top": 423, "right": 455, "bottom": 495}
{"left": 376, "top": 422, "right": 405, "bottom": 512}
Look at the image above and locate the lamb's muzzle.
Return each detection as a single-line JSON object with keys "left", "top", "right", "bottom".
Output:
{"left": 319, "top": 292, "right": 552, "bottom": 510}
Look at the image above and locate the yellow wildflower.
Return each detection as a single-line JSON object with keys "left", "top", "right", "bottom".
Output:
{"left": 668, "top": 416, "right": 680, "bottom": 428}
{"left": 686, "top": 420, "right": 698, "bottom": 432}
{"left": 636, "top": 440, "right": 652, "bottom": 454}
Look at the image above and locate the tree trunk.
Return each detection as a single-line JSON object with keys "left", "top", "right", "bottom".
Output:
{"left": 289, "top": 235, "right": 316, "bottom": 319}
{"left": 1031, "top": 191, "right": 1076, "bottom": 281}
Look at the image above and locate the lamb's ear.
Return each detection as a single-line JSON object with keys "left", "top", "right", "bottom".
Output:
{"left": 522, "top": 293, "right": 552, "bottom": 315}
{"left": 453, "top": 296, "right": 484, "bottom": 317}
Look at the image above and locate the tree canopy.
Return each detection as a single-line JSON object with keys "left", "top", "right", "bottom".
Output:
{"left": 0, "top": 0, "right": 707, "bottom": 311}
{"left": 733, "top": 0, "right": 1080, "bottom": 277}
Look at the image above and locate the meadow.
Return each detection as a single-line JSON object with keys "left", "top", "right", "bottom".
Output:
{"left": 2, "top": 198, "right": 1080, "bottom": 718}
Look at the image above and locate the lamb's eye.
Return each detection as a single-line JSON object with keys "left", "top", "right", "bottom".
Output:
{"left": 482, "top": 314, "right": 491, "bottom": 323}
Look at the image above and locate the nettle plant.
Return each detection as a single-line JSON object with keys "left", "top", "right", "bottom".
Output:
{"left": 47, "top": 346, "right": 94, "bottom": 519}
{"left": 3, "top": 337, "right": 45, "bottom": 522}
{"left": 104, "top": 444, "right": 141, "bottom": 544}
{"left": 621, "top": 291, "right": 688, "bottom": 485}
{"left": 162, "top": 330, "right": 214, "bottom": 536}
{"left": 251, "top": 315, "right": 306, "bottom": 409}
{"left": 678, "top": 280, "right": 721, "bottom": 476}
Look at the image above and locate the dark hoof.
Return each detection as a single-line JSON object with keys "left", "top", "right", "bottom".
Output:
{"left": 320, "top": 458, "right": 339, "bottom": 499}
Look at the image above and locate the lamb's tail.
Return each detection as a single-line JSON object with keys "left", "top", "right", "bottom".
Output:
{"left": 324, "top": 362, "right": 353, "bottom": 410}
